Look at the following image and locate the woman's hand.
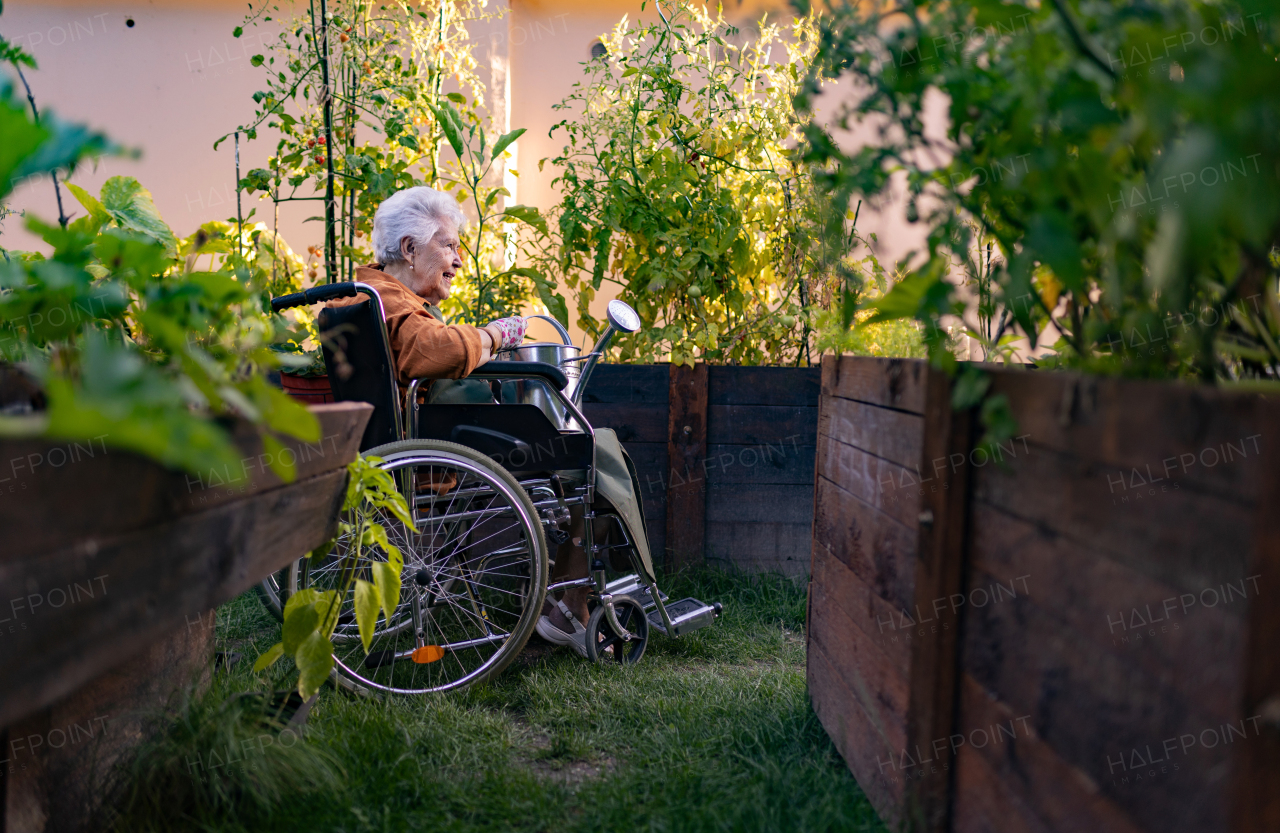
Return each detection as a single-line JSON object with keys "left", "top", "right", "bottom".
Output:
{"left": 475, "top": 324, "right": 505, "bottom": 367}
{"left": 486, "top": 316, "right": 528, "bottom": 351}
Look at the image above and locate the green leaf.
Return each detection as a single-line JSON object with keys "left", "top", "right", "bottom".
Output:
{"left": 253, "top": 642, "right": 284, "bottom": 672}
{"left": 65, "top": 182, "right": 108, "bottom": 224}
{"left": 370, "top": 560, "right": 401, "bottom": 626}
{"left": 250, "top": 54, "right": 264, "bottom": 67}
{"left": 491, "top": 127, "right": 526, "bottom": 159}
{"left": 353, "top": 578, "right": 379, "bottom": 653}
{"left": 295, "top": 631, "right": 334, "bottom": 698}
{"left": 282, "top": 599, "right": 320, "bottom": 655}
{"left": 233, "top": 26, "right": 244, "bottom": 38}
{"left": 428, "top": 102, "right": 464, "bottom": 159}
{"left": 99, "top": 176, "right": 178, "bottom": 255}
{"left": 501, "top": 204, "right": 547, "bottom": 236}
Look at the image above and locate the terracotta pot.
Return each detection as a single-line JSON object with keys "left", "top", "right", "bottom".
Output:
{"left": 281, "top": 372, "right": 334, "bottom": 404}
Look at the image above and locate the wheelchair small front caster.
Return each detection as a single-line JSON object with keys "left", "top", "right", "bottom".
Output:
{"left": 585, "top": 595, "right": 649, "bottom": 664}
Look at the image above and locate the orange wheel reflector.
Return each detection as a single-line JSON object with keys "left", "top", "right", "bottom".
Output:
{"left": 411, "top": 645, "right": 445, "bottom": 664}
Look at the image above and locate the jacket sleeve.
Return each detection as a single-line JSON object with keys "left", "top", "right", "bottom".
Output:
{"left": 384, "top": 308, "right": 485, "bottom": 383}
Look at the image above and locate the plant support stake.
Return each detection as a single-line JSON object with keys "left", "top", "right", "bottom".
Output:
{"left": 317, "top": 0, "right": 337, "bottom": 283}
{"left": 235, "top": 131, "right": 244, "bottom": 261}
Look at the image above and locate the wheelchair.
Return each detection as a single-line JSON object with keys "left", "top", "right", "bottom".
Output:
{"left": 265, "top": 281, "right": 721, "bottom": 694}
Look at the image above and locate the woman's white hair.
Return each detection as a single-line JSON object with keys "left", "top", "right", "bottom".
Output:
{"left": 371, "top": 186, "right": 466, "bottom": 266}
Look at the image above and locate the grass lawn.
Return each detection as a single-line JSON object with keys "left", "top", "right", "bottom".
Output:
{"left": 105, "top": 569, "right": 888, "bottom": 833}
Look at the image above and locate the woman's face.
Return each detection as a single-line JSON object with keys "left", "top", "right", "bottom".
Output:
{"left": 401, "top": 217, "right": 461, "bottom": 304}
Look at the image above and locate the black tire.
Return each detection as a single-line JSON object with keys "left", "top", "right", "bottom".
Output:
{"left": 585, "top": 594, "right": 648, "bottom": 665}
{"left": 291, "top": 439, "right": 548, "bottom": 694}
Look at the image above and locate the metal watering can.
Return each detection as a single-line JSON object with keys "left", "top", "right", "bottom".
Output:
{"left": 496, "top": 300, "right": 642, "bottom": 425}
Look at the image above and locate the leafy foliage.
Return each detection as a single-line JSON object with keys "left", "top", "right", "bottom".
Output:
{"left": 0, "top": 74, "right": 317, "bottom": 476}
{"left": 228, "top": 0, "right": 561, "bottom": 324}
{"left": 525, "top": 1, "right": 836, "bottom": 365}
{"left": 255, "top": 455, "right": 414, "bottom": 698}
{"left": 799, "top": 0, "right": 1280, "bottom": 381}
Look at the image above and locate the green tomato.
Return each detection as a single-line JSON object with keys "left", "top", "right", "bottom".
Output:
{"left": 780, "top": 314, "right": 796, "bottom": 328}
{"left": 687, "top": 285, "right": 702, "bottom": 298}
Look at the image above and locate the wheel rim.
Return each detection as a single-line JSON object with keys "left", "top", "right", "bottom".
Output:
{"left": 292, "top": 448, "right": 545, "bottom": 693}
{"left": 586, "top": 596, "right": 648, "bottom": 665}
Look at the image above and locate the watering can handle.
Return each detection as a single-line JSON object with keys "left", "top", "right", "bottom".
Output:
{"left": 527, "top": 314, "right": 574, "bottom": 346}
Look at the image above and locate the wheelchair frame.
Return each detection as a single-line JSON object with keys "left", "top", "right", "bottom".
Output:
{"left": 271, "top": 280, "right": 719, "bottom": 667}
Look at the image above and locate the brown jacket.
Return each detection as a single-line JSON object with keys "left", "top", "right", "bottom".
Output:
{"left": 326, "top": 266, "right": 485, "bottom": 389}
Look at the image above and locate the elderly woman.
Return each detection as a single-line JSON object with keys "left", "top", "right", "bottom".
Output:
{"left": 328, "top": 186, "right": 607, "bottom": 657}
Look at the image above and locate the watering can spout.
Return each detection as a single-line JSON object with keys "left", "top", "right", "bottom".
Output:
{"left": 573, "top": 300, "right": 642, "bottom": 405}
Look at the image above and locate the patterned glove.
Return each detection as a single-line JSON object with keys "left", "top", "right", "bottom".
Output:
{"left": 487, "top": 316, "right": 528, "bottom": 350}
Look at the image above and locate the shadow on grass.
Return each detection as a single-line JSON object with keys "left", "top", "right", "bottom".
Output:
{"left": 99, "top": 565, "right": 888, "bottom": 833}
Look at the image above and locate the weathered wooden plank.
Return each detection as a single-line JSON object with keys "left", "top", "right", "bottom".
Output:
{"left": 818, "top": 395, "right": 924, "bottom": 470}
{"left": 703, "top": 442, "right": 815, "bottom": 486}
{"left": 975, "top": 442, "right": 1255, "bottom": 600}
{"left": 705, "top": 521, "right": 811, "bottom": 576}
{"left": 666, "top": 363, "right": 708, "bottom": 571}
{"left": 952, "top": 673, "right": 1149, "bottom": 833}
{"left": 824, "top": 355, "right": 928, "bottom": 414}
{"left": 971, "top": 501, "right": 1244, "bottom": 722}
{"left": 0, "top": 468, "right": 347, "bottom": 729}
{"left": 990, "top": 371, "right": 1269, "bottom": 501}
{"left": 0, "top": 402, "right": 370, "bottom": 559}
{"left": 1233, "top": 414, "right": 1280, "bottom": 833}
{"left": 959, "top": 563, "right": 1239, "bottom": 833}
{"left": 708, "top": 365, "right": 821, "bottom": 406}
{"left": 951, "top": 725, "right": 1056, "bottom": 833}
{"left": 813, "top": 473, "right": 917, "bottom": 613}
{"left": 903, "top": 366, "right": 974, "bottom": 833}
{"left": 581, "top": 402, "right": 668, "bottom": 444}
{"left": 811, "top": 540, "right": 913, "bottom": 685}
{"left": 580, "top": 363, "right": 670, "bottom": 405}
{"left": 808, "top": 630, "right": 906, "bottom": 828}
{"left": 705, "top": 483, "right": 811, "bottom": 524}
{"left": 816, "top": 433, "right": 922, "bottom": 531}
{"left": 707, "top": 403, "right": 818, "bottom": 446}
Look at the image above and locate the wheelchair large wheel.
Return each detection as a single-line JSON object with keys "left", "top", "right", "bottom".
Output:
{"left": 254, "top": 566, "right": 291, "bottom": 622}
{"left": 290, "top": 439, "right": 548, "bottom": 694}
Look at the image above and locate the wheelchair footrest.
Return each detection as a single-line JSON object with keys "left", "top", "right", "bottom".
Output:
{"left": 647, "top": 597, "right": 720, "bottom": 637}
{"left": 605, "top": 574, "right": 668, "bottom": 610}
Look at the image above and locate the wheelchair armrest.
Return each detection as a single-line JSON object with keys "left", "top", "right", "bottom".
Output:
{"left": 467, "top": 361, "right": 568, "bottom": 391}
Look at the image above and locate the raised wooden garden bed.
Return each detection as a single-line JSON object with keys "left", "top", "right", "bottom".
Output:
{"left": 809, "top": 355, "right": 1279, "bottom": 833}
{"left": 583, "top": 363, "right": 820, "bottom": 576}
{"left": 0, "top": 402, "right": 371, "bottom": 833}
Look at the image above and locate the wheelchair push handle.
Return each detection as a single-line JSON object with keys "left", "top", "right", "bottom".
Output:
{"left": 270, "top": 282, "right": 360, "bottom": 312}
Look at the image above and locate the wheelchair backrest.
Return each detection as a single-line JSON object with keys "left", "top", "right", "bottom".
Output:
{"left": 317, "top": 299, "right": 402, "bottom": 451}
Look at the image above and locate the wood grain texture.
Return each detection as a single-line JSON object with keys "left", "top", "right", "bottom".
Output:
{"left": 1233, "top": 406, "right": 1280, "bottom": 833}
{"left": 819, "top": 395, "right": 924, "bottom": 470}
{"left": 970, "top": 501, "right": 1244, "bottom": 723}
{"left": 990, "top": 372, "right": 1266, "bottom": 501}
{"left": 0, "top": 402, "right": 370, "bottom": 559}
{"left": 703, "top": 442, "right": 815, "bottom": 486}
{"left": 816, "top": 432, "right": 923, "bottom": 530}
{"left": 975, "top": 440, "right": 1255, "bottom": 602}
{"left": 823, "top": 355, "right": 928, "bottom": 414}
{"left": 706, "top": 404, "right": 818, "bottom": 446}
{"left": 808, "top": 614, "right": 906, "bottom": 828}
{"left": 666, "top": 363, "right": 709, "bottom": 571}
{"left": 708, "top": 365, "right": 820, "bottom": 406}
{"left": 705, "top": 521, "right": 811, "bottom": 577}
{"left": 812, "top": 473, "right": 917, "bottom": 614}
{"left": 903, "top": 367, "right": 974, "bottom": 833}
{"left": 0, "top": 468, "right": 348, "bottom": 729}
{"left": 951, "top": 673, "right": 1150, "bottom": 833}
{"left": 580, "top": 363, "right": 670, "bottom": 405}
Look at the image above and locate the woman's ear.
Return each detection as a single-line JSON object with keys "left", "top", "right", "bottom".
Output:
{"left": 399, "top": 236, "right": 415, "bottom": 262}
